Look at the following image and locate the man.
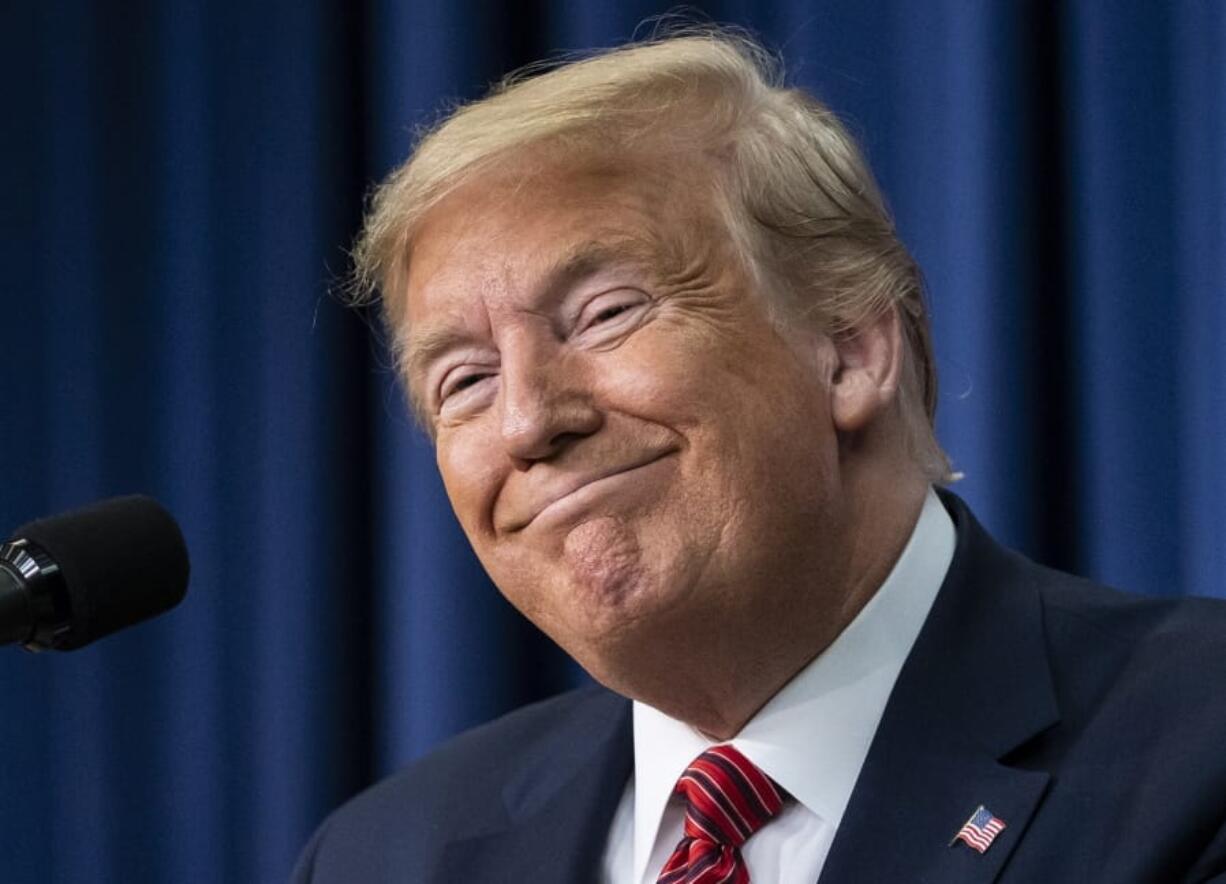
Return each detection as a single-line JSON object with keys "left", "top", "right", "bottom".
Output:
{"left": 294, "top": 31, "right": 1226, "bottom": 883}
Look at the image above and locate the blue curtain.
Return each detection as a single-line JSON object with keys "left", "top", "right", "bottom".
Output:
{"left": 0, "top": 2, "right": 1221, "bottom": 882}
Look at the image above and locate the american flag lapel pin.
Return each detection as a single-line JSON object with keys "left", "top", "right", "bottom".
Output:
{"left": 950, "top": 805, "right": 1007, "bottom": 853}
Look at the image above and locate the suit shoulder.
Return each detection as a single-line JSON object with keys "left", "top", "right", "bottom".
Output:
{"left": 1031, "top": 560, "right": 1226, "bottom": 656}
{"left": 388, "top": 683, "right": 624, "bottom": 792}
{"left": 332, "top": 683, "right": 622, "bottom": 825}
{"left": 294, "top": 684, "right": 628, "bottom": 882}
{"left": 945, "top": 490, "right": 1226, "bottom": 659}
{"left": 1019, "top": 559, "right": 1226, "bottom": 717}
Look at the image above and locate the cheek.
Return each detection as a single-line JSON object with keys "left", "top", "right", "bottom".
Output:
{"left": 608, "top": 326, "right": 815, "bottom": 440}
{"left": 595, "top": 333, "right": 731, "bottom": 419}
{"left": 436, "top": 430, "right": 503, "bottom": 538}
{"left": 633, "top": 333, "right": 834, "bottom": 497}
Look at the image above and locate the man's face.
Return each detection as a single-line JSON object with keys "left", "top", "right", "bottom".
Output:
{"left": 402, "top": 159, "right": 848, "bottom": 690}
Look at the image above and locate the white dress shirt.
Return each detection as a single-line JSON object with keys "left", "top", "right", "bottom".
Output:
{"left": 600, "top": 488, "right": 956, "bottom": 883}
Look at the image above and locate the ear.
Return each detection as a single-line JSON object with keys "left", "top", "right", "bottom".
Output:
{"left": 829, "top": 307, "right": 903, "bottom": 433}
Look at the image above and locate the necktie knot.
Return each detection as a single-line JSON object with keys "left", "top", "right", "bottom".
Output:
{"left": 672, "top": 744, "right": 783, "bottom": 848}
{"left": 657, "top": 745, "right": 783, "bottom": 882}
{"left": 657, "top": 744, "right": 785, "bottom": 884}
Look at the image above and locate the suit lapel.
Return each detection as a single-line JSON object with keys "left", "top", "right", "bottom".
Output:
{"left": 819, "top": 494, "right": 1059, "bottom": 884}
{"left": 436, "top": 690, "right": 633, "bottom": 883}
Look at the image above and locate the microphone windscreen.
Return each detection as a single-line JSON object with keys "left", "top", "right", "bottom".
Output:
{"left": 15, "top": 495, "right": 189, "bottom": 650}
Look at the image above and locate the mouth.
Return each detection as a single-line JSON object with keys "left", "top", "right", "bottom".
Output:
{"left": 509, "top": 450, "right": 676, "bottom": 532}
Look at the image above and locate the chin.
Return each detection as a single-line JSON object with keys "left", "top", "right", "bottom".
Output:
{"left": 559, "top": 517, "right": 647, "bottom": 607}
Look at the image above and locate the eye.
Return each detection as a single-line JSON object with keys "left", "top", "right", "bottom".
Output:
{"left": 592, "top": 303, "right": 632, "bottom": 324}
{"left": 576, "top": 291, "right": 648, "bottom": 336}
{"left": 439, "top": 368, "right": 497, "bottom": 408}
{"left": 449, "top": 373, "right": 488, "bottom": 394}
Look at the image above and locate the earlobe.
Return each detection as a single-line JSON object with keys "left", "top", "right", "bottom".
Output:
{"left": 829, "top": 308, "right": 903, "bottom": 433}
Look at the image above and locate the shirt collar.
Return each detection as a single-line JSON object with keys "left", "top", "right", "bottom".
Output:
{"left": 630, "top": 487, "right": 956, "bottom": 882}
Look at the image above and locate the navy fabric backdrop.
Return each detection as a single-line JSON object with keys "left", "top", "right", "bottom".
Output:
{"left": 0, "top": 3, "right": 1222, "bottom": 882}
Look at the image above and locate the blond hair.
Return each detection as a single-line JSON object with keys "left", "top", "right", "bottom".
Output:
{"left": 354, "top": 27, "right": 952, "bottom": 481}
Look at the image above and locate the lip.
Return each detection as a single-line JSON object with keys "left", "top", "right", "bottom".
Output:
{"left": 508, "top": 450, "right": 676, "bottom": 532}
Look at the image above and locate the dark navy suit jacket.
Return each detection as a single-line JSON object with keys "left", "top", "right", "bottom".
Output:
{"left": 293, "top": 494, "right": 1226, "bottom": 882}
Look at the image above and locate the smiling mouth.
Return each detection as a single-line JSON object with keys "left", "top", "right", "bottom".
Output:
{"left": 514, "top": 451, "right": 676, "bottom": 531}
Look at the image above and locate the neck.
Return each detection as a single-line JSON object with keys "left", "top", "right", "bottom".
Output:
{"left": 605, "top": 465, "right": 929, "bottom": 740}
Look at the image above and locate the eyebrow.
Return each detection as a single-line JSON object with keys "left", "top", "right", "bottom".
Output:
{"left": 401, "top": 234, "right": 658, "bottom": 394}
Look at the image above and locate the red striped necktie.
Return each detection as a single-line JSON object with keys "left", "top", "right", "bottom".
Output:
{"left": 656, "top": 744, "right": 785, "bottom": 884}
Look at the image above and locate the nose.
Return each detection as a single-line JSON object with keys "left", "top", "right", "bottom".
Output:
{"left": 499, "top": 341, "right": 602, "bottom": 467}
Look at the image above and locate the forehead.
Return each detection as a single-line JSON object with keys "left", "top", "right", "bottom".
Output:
{"left": 405, "top": 160, "right": 689, "bottom": 312}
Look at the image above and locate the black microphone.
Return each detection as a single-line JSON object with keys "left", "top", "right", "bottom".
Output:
{"left": 0, "top": 495, "right": 189, "bottom": 651}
